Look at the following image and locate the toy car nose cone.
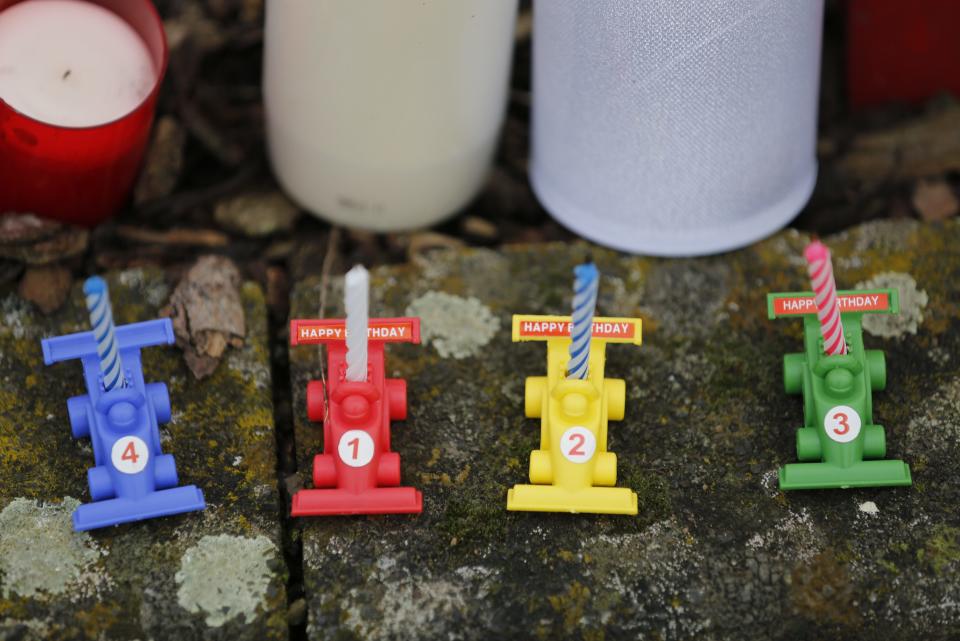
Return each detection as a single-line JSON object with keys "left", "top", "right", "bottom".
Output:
{"left": 107, "top": 401, "right": 138, "bottom": 428}
{"left": 342, "top": 395, "right": 370, "bottom": 419}
{"left": 826, "top": 367, "right": 855, "bottom": 395}
{"left": 561, "top": 392, "right": 588, "bottom": 417}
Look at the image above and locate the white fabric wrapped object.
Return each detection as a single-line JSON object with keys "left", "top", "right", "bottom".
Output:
{"left": 531, "top": 0, "right": 825, "bottom": 256}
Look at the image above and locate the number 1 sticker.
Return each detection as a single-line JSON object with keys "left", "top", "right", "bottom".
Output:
{"left": 561, "top": 426, "right": 596, "bottom": 464}
{"left": 824, "top": 405, "right": 861, "bottom": 443}
{"left": 338, "top": 430, "right": 375, "bottom": 467}
{"left": 111, "top": 436, "right": 149, "bottom": 474}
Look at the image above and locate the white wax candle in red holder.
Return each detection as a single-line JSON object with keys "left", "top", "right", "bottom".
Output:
{"left": 0, "top": 0, "right": 167, "bottom": 225}
{"left": 804, "top": 240, "right": 848, "bottom": 356}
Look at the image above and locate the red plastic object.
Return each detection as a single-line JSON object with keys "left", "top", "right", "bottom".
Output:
{"left": 0, "top": 0, "right": 168, "bottom": 226}
{"left": 289, "top": 318, "right": 423, "bottom": 516}
{"left": 847, "top": 0, "right": 960, "bottom": 110}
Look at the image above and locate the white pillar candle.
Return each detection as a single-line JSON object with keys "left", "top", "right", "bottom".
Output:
{"left": 263, "top": 0, "right": 519, "bottom": 231}
{"left": 344, "top": 265, "right": 370, "bottom": 382}
{"left": 0, "top": 0, "right": 157, "bottom": 128}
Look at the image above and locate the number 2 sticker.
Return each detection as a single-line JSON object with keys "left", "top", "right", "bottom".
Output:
{"left": 111, "top": 436, "right": 149, "bottom": 474}
{"left": 561, "top": 426, "right": 596, "bottom": 464}
{"left": 338, "top": 430, "right": 375, "bottom": 467}
{"left": 824, "top": 405, "right": 861, "bottom": 443}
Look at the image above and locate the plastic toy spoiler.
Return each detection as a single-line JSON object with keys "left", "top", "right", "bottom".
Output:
{"left": 290, "top": 317, "right": 421, "bottom": 346}
{"left": 767, "top": 289, "right": 899, "bottom": 319}
{"left": 512, "top": 315, "right": 642, "bottom": 345}
{"left": 42, "top": 318, "right": 175, "bottom": 365}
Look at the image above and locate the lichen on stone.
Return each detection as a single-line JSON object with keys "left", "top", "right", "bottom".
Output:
{"left": 175, "top": 534, "right": 278, "bottom": 627}
{"left": 405, "top": 291, "right": 501, "bottom": 359}
{"left": 855, "top": 271, "right": 929, "bottom": 338}
{"left": 0, "top": 497, "right": 104, "bottom": 599}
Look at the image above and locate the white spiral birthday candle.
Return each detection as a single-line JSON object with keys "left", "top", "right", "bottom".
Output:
{"left": 345, "top": 265, "right": 370, "bottom": 382}
{"left": 567, "top": 263, "right": 599, "bottom": 380}
{"left": 83, "top": 276, "right": 126, "bottom": 391}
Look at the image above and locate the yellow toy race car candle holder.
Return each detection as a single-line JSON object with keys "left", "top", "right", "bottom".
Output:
{"left": 506, "top": 315, "right": 642, "bottom": 514}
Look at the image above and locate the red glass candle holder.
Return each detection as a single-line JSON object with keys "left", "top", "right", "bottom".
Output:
{"left": 0, "top": 0, "right": 168, "bottom": 226}
{"left": 847, "top": 0, "right": 960, "bottom": 111}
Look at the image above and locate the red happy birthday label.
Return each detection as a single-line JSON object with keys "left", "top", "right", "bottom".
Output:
{"left": 773, "top": 292, "right": 890, "bottom": 316}
{"left": 291, "top": 319, "right": 417, "bottom": 344}
{"left": 517, "top": 319, "right": 636, "bottom": 340}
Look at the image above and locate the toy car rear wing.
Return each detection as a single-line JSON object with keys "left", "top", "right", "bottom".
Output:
{"left": 290, "top": 317, "right": 421, "bottom": 346}
{"left": 766, "top": 289, "right": 899, "bottom": 320}
{"left": 512, "top": 315, "right": 642, "bottom": 346}
{"left": 42, "top": 319, "right": 175, "bottom": 365}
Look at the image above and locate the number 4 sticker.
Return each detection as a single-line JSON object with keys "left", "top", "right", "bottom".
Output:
{"left": 561, "top": 426, "right": 597, "bottom": 464}
{"left": 824, "top": 405, "right": 861, "bottom": 443}
{"left": 111, "top": 436, "right": 149, "bottom": 474}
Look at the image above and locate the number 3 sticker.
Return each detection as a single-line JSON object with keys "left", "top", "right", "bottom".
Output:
{"left": 338, "top": 430, "right": 375, "bottom": 467}
{"left": 561, "top": 426, "right": 596, "bottom": 464}
{"left": 111, "top": 436, "right": 149, "bottom": 474}
{"left": 824, "top": 405, "right": 861, "bottom": 443}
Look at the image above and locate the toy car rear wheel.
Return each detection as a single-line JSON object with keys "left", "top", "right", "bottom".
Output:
{"left": 313, "top": 454, "right": 337, "bottom": 488}
{"left": 146, "top": 383, "right": 171, "bottom": 424}
{"left": 387, "top": 379, "right": 407, "bottom": 421}
{"left": 606, "top": 379, "right": 626, "bottom": 421}
{"left": 87, "top": 466, "right": 115, "bottom": 501}
{"left": 155, "top": 454, "right": 179, "bottom": 489}
{"left": 377, "top": 452, "right": 402, "bottom": 486}
{"left": 529, "top": 449, "right": 552, "bottom": 484}
{"left": 783, "top": 354, "right": 805, "bottom": 395}
{"left": 68, "top": 396, "right": 91, "bottom": 439}
{"left": 525, "top": 377, "right": 547, "bottom": 419}
{"left": 306, "top": 381, "right": 326, "bottom": 423}
{"left": 594, "top": 452, "right": 617, "bottom": 486}
{"left": 867, "top": 350, "right": 886, "bottom": 391}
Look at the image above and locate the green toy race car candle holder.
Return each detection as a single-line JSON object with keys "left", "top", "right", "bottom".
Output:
{"left": 767, "top": 288, "right": 912, "bottom": 490}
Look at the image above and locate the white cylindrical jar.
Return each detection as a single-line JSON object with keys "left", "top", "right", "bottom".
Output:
{"left": 531, "top": 0, "right": 825, "bottom": 256}
{"left": 264, "top": 0, "right": 519, "bottom": 231}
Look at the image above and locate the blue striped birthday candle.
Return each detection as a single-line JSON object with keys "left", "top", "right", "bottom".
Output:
{"left": 566, "top": 263, "right": 599, "bottom": 380}
{"left": 83, "top": 276, "right": 126, "bottom": 392}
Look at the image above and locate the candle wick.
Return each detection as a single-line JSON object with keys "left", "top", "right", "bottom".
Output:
{"left": 62, "top": 69, "right": 72, "bottom": 80}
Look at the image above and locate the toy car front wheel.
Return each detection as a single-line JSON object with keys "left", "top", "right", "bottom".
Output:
{"left": 68, "top": 396, "right": 91, "bottom": 439}
{"left": 155, "top": 454, "right": 179, "bottom": 489}
{"left": 529, "top": 449, "right": 552, "bottom": 484}
{"left": 594, "top": 452, "right": 617, "bottom": 486}
{"left": 525, "top": 377, "right": 547, "bottom": 419}
{"left": 796, "top": 427, "right": 821, "bottom": 461}
{"left": 863, "top": 424, "right": 886, "bottom": 459}
{"left": 312, "top": 454, "right": 337, "bottom": 488}
{"left": 306, "top": 381, "right": 326, "bottom": 423}
{"left": 87, "top": 466, "right": 115, "bottom": 501}
{"left": 377, "top": 452, "right": 402, "bottom": 486}
{"left": 387, "top": 379, "right": 407, "bottom": 421}
{"left": 146, "top": 383, "right": 171, "bottom": 424}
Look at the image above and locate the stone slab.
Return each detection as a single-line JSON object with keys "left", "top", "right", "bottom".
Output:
{"left": 0, "top": 269, "right": 287, "bottom": 640}
{"left": 290, "top": 219, "right": 960, "bottom": 640}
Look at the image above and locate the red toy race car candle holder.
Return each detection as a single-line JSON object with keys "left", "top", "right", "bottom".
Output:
{"left": 289, "top": 317, "right": 423, "bottom": 516}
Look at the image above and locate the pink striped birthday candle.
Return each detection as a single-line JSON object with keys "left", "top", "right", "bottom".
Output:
{"left": 804, "top": 241, "right": 847, "bottom": 356}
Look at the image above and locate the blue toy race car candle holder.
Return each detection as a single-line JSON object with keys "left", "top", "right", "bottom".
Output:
{"left": 42, "top": 318, "right": 205, "bottom": 531}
